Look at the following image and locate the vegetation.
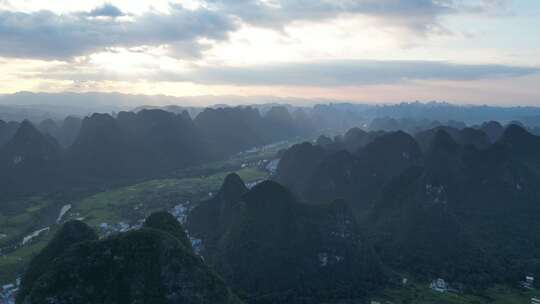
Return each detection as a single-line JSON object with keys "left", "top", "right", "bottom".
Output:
{"left": 0, "top": 167, "right": 268, "bottom": 284}
{"left": 18, "top": 214, "right": 242, "bottom": 304}
{"left": 5, "top": 109, "right": 540, "bottom": 303}
{"left": 189, "top": 178, "right": 386, "bottom": 303}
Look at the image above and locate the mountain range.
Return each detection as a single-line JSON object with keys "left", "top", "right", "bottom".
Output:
{"left": 0, "top": 106, "right": 313, "bottom": 199}
{"left": 14, "top": 120, "right": 540, "bottom": 303}
{"left": 275, "top": 123, "right": 540, "bottom": 289}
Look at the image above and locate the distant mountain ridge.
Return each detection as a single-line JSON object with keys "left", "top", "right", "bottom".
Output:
{"left": 0, "top": 106, "right": 313, "bottom": 198}
{"left": 4, "top": 92, "right": 540, "bottom": 130}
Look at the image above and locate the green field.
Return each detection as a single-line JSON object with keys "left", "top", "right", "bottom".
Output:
{"left": 0, "top": 196, "right": 56, "bottom": 247}
{"left": 72, "top": 167, "right": 267, "bottom": 228}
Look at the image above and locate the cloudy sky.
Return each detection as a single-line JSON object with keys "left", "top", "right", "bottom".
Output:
{"left": 0, "top": 0, "right": 539, "bottom": 105}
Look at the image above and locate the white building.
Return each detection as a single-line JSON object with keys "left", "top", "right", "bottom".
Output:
{"left": 522, "top": 275, "right": 535, "bottom": 289}
{"left": 430, "top": 278, "right": 448, "bottom": 293}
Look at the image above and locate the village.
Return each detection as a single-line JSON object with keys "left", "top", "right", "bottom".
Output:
{"left": 0, "top": 278, "right": 19, "bottom": 304}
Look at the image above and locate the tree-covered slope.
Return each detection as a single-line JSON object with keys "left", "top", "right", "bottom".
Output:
{"left": 17, "top": 213, "right": 241, "bottom": 304}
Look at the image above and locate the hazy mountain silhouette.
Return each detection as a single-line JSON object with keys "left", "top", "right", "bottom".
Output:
{"left": 0, "top": 120, "right": 20, "bottom": 147}
{"left": 0, "top": 107, "right": 310, "bottom": 198}
{"left": 0, "top": 121, "right": 63, "bottom": 194}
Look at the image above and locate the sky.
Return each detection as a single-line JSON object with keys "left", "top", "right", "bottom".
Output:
{"left": 0, "top": 0, "right": 539, "bottom": 106}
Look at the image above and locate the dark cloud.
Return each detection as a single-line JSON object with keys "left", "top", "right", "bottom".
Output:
{"left": 205, "top": 0, "right": 437, "bottom": 32}
{"left": 86, "top": 3, "right": 124, "bottom": 17}
{"left": 0, "top": 0, "right": 510, "bottom": 61}
{"left": 0, "top": 4, "right": 237, "bottom": 60}
{"left": 205, "top": 0, "right": 496, "bottom": 33}
{"left": 158, "top": 60, "right": 540, "bottom": 86}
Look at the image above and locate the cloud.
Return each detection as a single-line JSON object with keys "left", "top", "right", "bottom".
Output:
{"left": 86, "top": 3, "right": 124, "bottom": 17}
{"left": 205, "top": 0, "right": 506, "bottom": 34}
{"left": 156, "top": 60, "right": 540, "bottom": 86}
{"left": 33, "top": 58, "right": 540, "bottom": 88}
{"left": 0, "top": 4, "right": 237, "bottom": 60}
{"left": 205, "top": 0, "right": 453, "bottom": 33}
{"left": 0, "top": 1, "right": 511, "bottom": 61}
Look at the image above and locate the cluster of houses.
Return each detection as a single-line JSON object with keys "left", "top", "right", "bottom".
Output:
{"left": 239, "top": 158, "right": 279, "bottom": 176}
{"left": 171, "top": 202, "right": 189, "bottom": 225}
{"left": 170, "top": 202, "right": 204, "bottom": 256}
{"left": 0, "top": 279, "right": 20, "bottom": 304}
{"left": 98, "top": 220, "right": 142, "bottom": 236}
{"left": 265, "top": 159, "right": 280, "bottom": 175}
{"left": 425, "top": 184, "right": 448, "bottom": 205}
{"left": 522, "top": 275, "right": 535, "bottom": 289}
{"left": 429, "top": 278, "right": 463, "bottom": 294}
{"left": 430, "top": 278, "right": 449, "bottom": 293}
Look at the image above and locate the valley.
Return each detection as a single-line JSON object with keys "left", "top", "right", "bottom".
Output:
{"left": 2, "top": 0, "right": 540, "bottom": 301}
{"left": 3, "top": 104, "right": 540, "bottom": 303}
{"left": 0, "top": 139, "right": 291, "bottom": 286}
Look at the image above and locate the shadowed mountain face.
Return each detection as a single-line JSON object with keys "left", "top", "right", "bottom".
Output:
{"left": 0, "top": 120, "right": 62, "bottom": 165}
{"left": 0, "top": 121, "right": 63, "bottom": 194}
{"left": 18, "top": 213, "right": 241, "bottom": 304}
{"left": 274, "top": 142, "right": 327, "bottom": 196}
{"left": 368, "top": 166, "right": 494, "bottom": 287}
{"left": 66, "top": 113, "right": 137, "bottom": 178}
{"left": 17, "top": 221, "right": 99, "bottom": 302}
{"left": 194, "top": 106, "right": 309, "bottom": 157}
{"left": 37, "top": 119, "right": 59, "bottom": 139}
{"left": 498, "top": 124, "right": 540, "bottom": 173}
{"left": 188, "top": 176, "right": 387, "bottom": 303}
{"left": 0, "top": 120, "right": 20, "bottom": 147}
{"left": 58, "top": 116, "right": 83, "bottom": 147}
{"left": 194, "top": 107, "right": 267, "bottom": 157}
{"left": 342, "top": 127, "right": 374, "bottom": 152}
{"left": 277, "top": 131, "right": 422, "bottom": 213}
{"left": 480, "top": 121, "right": 505, "bottom": 142}
{"left": 277, "top": 127, "right": 493, "bottom": 208}
{"left": 187, "top": 173, "right": 249, "bottom": 256}
{"left": 144, "top": 211, "right": 193, "bottom": 251}
{"left": 262, "top": 106, "right": 298, "bottom": 140}
{"left": 370, "top": 127, "right": 540, "bottom": 286}
{"left": 67, "top": 110, "right": 208, "bottom": 179}
{"left": 415, "top": 126, "right": 491, "bottom": 152}
{"left": 37, "top": 116, "right": 83, "bottom": 147}
{"left": 274, "top": 125, "right": 540, "bottom": 289}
